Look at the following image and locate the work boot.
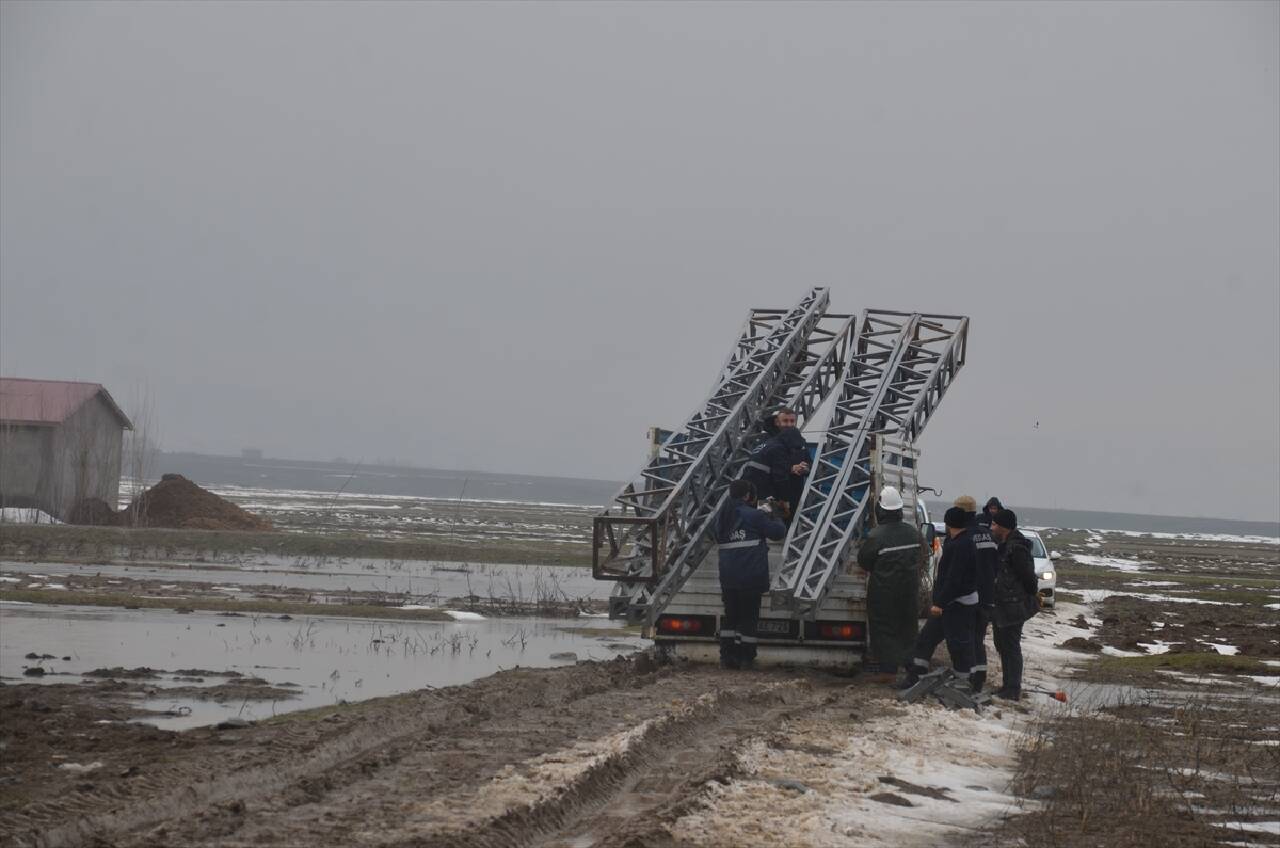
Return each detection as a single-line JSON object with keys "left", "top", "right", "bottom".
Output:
{"left": 969, "top": 670, "right": 987, "bottom": 693}
{"left": 994, "top": 688, "right": 1021, "bottom": 701}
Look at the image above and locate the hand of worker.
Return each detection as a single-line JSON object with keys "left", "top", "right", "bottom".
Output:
{"left": 791, "top": 462, "right": 810, "bottom": 475}
{"left": 758, "top": 501, "right": 772, "bottom": 515}
{"left": 929, "top": 605, "right": 943, "bottom": 618}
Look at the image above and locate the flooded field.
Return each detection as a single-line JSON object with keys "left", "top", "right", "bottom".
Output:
{"left": 0, "top": 603, "right": 641, "bottom": 730}
{"left": 123, "top": 479, "right": 599, "bottom": 548}
{"left": 0, "top": 557, "right": 608, "bottom": 604}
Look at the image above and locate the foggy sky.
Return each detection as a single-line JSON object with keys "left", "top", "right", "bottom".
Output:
{"left": 1, "top": 1, "right": 1277, "bottom": 522}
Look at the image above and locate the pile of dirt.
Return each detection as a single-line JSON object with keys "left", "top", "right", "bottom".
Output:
{"left": 127, "top": 474, "right": 272, "bottom": 531}
{"left": 68, "top": 476, "right": 272, "bottom": 531}
{"left": 66, "top": 497, "right": 118, "bottom": 526}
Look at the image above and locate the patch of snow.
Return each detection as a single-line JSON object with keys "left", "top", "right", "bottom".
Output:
{"left": 1264, "top": 603, "right": 1280, "bottom": 611}
{"left": 0, "top": 576, "right": 20, "bottom": 583}
{"left": 57, "top": 762, "right": 102, "bottom": 774}
{"left": 1244, "top": 676, "right": 1280, "bottom": 687}
{"left": 1070, "top": 554, "right": 1153, "bottom": 573}
{"left": 1077, "top": 589, "right": 1241, "bottom": 607}
{"left": 442, "top": 610, "right": 485, "bottom": 621}
{"left": 1136, "top": 641, "right": 1174, "bottom": 655}
{"left": 1208, "top": 644, "right": 1239, "bottom": 656}
{"left": 1101, "top": 646, "right": 1143, "bottom": 658}
{"left": 0, "top": 508, "right": 61, "bottom": 524}
{"left": 673, "top": 703, "right": 1023, "bottom": 847}
{"left": 1127, "top": 580, "right": 1181, "bottom": 588}
{"left": 1213, "top": 821, "right": 1280, "bottom": 836}
{"left": 1099, "top": 529, "right": 1280, "bottom": 545}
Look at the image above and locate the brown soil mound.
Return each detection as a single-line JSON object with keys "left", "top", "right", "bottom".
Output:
{"left": 128, "top": 474, "right": 272, "bottom": 531}
{"left": 66, "top": 498, "right": 117, "bottom": 526}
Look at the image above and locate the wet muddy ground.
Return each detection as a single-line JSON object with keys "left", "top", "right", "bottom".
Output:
{"left": 1, "top": 513, "right": 1277, "bottom": 846}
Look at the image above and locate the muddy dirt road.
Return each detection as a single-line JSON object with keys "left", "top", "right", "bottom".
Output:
{"left": 1, "top": 658, "right": 893, "bottom": 848}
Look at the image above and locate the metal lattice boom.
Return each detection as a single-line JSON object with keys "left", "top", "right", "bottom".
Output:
{"left": 592, "top": 288, "right": 830, "bottom": 591}
{"left": 619, "top": 312, "right": 858, "bottom": 625}
{"left": 770, "top": 310, "right": 968, "bottom": 618}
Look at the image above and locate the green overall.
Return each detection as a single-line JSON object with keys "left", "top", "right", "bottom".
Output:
{"left": 856, "top": 518, "right": 924, "bottom": 671}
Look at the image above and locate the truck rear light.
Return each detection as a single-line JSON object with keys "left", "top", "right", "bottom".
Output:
{"left": 805, "top": 620, "right": 866, "bottom": 642}
{"left": 655, "top": 615, "right": 714, "bottom": 635}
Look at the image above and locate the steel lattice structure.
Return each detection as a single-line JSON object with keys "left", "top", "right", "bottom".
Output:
{"left": 770, "top": 310, "right": 968, "bottom": 617}
{"left": 592, "top": 288, "right": 830, "bottom": 592}
{"left": 617, "top": 311, "right": 858, "bottom": 625}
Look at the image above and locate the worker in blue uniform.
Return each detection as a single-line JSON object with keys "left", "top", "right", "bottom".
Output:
{"left": 898, "top": 506, "right": 980, "bottom": 688}
{"left": 953, "top": 494, "right": 999, "bottom": 692}
{"left": 741, "top": 407, "right": 810, "bottom": 522}
{"left": 716, "top": 479, "right": 787, "bottom": 669}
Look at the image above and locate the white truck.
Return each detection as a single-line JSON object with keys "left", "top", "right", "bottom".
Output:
{"left": 592, "top": 294, "right": 967, "bottom": 669}
{"left": 647, "top": 435, "right": 940, "bottom": 667}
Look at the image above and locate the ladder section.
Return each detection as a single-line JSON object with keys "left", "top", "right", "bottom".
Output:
{"left": 771, "top": 311, "right": 968, "bottom": 618}
{"left": 617, "top": 312, "right": 857, "bottom": 625}
{"left": 592, "top": 288, "right": 830, "bottom": 587}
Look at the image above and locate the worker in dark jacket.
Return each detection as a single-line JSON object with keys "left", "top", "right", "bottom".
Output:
{"left": 716, "top": 479, "right": 787, "bottom": 670}
{"left": 989, "top": 509, "right": 1038, "bottom": 700}
{"left": 857, "top": 486, "right": 924, "bottom": 684}
{"left": 741, "top": 408, "right": 810, "bottom": 522}
{"left": 978, "top": 496, "right": 1003, "bottom": 528}
{"left": 954, "top": 494, "right": 998, "bottom": 692}
{"left": 899, "top": 507, "right": 979, "bottom": 688}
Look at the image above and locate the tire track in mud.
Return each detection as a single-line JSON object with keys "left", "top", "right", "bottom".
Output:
{"left": 4, "top": 659, "right": 662, "bottom": 848}
{"left": 7, "top": 660, "right": 858, "bottom": 848}
{"left": 411, "top": 678, "right": 837, "bottom": 848}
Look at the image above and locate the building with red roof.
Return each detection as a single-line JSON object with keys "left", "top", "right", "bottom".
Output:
{"left": 0, "top": 378, "right": 133, "bottom": 520}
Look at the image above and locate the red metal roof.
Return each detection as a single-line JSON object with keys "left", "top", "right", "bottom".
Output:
{"left": 0, "top": 378, "right": 133, "bottom": 429}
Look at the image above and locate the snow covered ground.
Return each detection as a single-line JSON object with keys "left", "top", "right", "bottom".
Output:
{"left": 0, "top": 507, "right": 60, "bottom": 525}
{"left": 669, "top": 605, "right": 1090, "bottom": 846}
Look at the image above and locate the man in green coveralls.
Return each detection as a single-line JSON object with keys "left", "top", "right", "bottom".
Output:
{"left": 857, "top": 485, "right": 925, "bottom": 685}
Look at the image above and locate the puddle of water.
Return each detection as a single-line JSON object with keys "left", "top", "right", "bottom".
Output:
{"left": 0, "top": 559, "right": 608, "bottom": 600}
{"left": 0, "top": 604, "right": 644, "bottom": 730}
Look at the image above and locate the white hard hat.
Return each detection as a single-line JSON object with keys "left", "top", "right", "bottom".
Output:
{"left": 879, "top": 486, "right": 904, "bottom": 511}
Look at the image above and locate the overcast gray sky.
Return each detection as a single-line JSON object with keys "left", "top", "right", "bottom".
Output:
{"left": 1, "top": 1, "right": 1277, "bottom": 521}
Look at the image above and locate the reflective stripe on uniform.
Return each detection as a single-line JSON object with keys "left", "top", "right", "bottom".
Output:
{"left": 745, "top": 461, "right": 770, "bottom": 472}
{"left": 719, "top": 629, "right": 738, "bottom": 638}
{"left": 954, "top": 591, "right": 979, "bottom": 605}
{"left": 878, "top": 543, "right": 919, "bottom": 555}
{"left": 971, "top": 664, "right": 988, "bottom": 672}
{"left": 718, "top": 539, "right": 761, "bottom": 550}
{"left": 738, "top": 635, "right": 758, "bottom": 644}
{"left": 913, "top": 657, "right": 930, "bottom": 669}
{"left": 975, "top": 541, "right": 997, "bottom": 550}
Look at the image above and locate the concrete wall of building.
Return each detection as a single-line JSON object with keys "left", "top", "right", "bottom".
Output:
{"left": 0, "top": 424, "right": 53, "bottom": 507}
{"left": 49, "top": 395, "right": 125, "bottom": 518}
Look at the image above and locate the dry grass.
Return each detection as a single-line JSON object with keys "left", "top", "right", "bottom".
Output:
{"left": 981, "top": 690, "right": 1280, "bottom": 847}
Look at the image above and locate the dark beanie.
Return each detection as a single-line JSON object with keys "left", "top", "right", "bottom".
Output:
{"left": 993, "top": 509, "right": 1018, "bottom": 530}
{"left": 985, "top": 496, "right": 1004, "bottom": 511}
{"left": 944, "top": 506, "right": 969, "bottom": 529}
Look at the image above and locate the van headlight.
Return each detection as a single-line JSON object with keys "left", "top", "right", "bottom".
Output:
{"left": 1041, "top": 571, "right": 1054, "bottom": 581}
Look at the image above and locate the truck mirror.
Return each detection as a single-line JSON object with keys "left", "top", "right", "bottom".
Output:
{"left": 921, "top": 523, "right": 936, "bottom": 545}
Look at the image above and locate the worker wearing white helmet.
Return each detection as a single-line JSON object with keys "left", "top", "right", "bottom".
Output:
{"left": 856, "top": 485, "right": 926, "bottom": 685}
